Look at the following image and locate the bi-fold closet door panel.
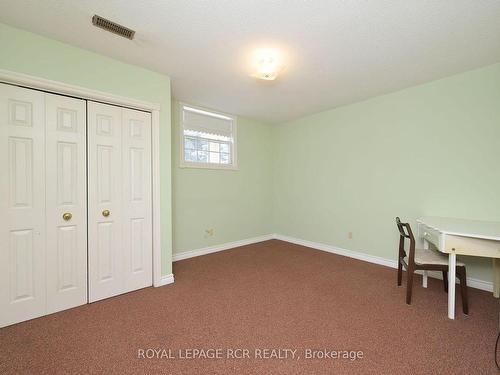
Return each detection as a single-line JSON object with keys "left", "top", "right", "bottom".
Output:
{"left": 45, "top": 93, "right": 87, "bottom": 314}
{"left": 121, "top": 108, "right": 153, "bottom": 293}
{"left": 0, "top": 84, "right": 87, "bottom": 327}
{"left": 0, "top": 84, "right": 46, "bottom": 327}
{"left": 88, "top": 101, "right": 152, "bottom": 303}
{"left": 87, "top": 102, "right": 123, "bottom": 302}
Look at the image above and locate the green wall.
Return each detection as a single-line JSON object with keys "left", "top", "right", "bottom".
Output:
{"left": 172, "top": 101, "right": 273, "bottom": 253}
{"left": 272, "top": 63, "right": 500, "bottom": 282}
{"left": 0, "top": 23, "right": 173, "bottom": 275}
{"left": 2, "top": 22, "right": 499, "bottom": 286}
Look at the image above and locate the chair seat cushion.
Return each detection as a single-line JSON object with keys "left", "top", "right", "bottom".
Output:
{"left": 413, "top": 248, "right": 465, "bottom": 266}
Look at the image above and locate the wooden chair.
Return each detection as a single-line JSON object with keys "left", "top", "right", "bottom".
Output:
{"left": 396, "top": 217, "right": 469, "bottom": 314}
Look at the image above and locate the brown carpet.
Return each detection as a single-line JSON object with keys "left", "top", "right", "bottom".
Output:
{"left": 0, "top": 240, "right": 498, "bottom": 374}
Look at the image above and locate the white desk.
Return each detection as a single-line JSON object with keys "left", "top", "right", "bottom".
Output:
{"left": 416, "top": 217, "right": 500, "bottom": 319}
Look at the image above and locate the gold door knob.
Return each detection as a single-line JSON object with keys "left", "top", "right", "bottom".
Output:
{"left": 62, "top": 212, "right": 72, "bottom": 221}
{"left": 102, "top": 209, "right": 110, "bottom": 217}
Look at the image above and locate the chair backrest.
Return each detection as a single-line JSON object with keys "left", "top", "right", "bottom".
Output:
{"left": 396, "top": 217, "right": 416, "bottom": 263}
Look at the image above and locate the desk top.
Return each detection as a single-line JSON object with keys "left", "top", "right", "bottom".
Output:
{"left": 417, "top": 216, "right": 500, "bottom": 241}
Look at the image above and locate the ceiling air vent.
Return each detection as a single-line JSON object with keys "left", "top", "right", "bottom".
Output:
{"left": 92, "top": 15, "right": 135, "bottom": 40}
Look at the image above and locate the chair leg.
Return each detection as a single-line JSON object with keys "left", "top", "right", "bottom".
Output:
{"left": 406, "top": 266, "right": 414, "bottom": 305}
{"left": 397, "top": 259, "right": 403, "bottom": 286}
{"left": 458, "top": 267, "right": 469, "bottom": 315}
{"left": 442, "top": 270, "right": 448, "bottom": 293}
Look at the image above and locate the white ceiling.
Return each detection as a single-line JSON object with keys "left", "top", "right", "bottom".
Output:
{"left": 1, "top": 0, "right": 500, "bottom": 123}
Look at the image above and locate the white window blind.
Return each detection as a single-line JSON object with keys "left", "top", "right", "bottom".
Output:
{"left": 183, "top": 108, "right": 233, "bottom": 137}
{"left": 180, "top": 104, "right": 237, "bottom": 169}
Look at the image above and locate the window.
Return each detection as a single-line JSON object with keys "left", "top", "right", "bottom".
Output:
{"left": 180, "top": 103, "right": 237, "bottom": 169}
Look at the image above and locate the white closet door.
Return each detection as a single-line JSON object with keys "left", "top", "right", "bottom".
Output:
{"left": 45, "top": 93, "right": 87, "bottom": 313}
{"left": 88, "top": 102, "right": 153, "bottom": 302}
{"left": 0, "top": 83, "right": 46, "bottom": 327}
{"left": 88, "top": 101, "right": 123, "bottom": 302}
{"left": 122, "top": 108, "right": 152, "bottom": 293}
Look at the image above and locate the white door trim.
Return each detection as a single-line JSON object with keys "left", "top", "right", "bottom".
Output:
{"left": 0, "top": 69, "right": 164, "bottom": 288}
{"left": 0, "top": 70, "right": 160, "bottom": 111}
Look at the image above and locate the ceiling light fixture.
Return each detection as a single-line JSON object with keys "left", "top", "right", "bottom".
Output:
{"left": 251, "top": 49, "right": 284, "bottom": 81}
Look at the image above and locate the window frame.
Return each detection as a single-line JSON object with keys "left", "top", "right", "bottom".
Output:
{"left": 179, "top": 102, "right": 238, "bottom": 170}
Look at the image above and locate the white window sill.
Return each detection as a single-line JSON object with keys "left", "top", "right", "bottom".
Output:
{"left": 179, "top": 162, "right": 239, "bottom": 171}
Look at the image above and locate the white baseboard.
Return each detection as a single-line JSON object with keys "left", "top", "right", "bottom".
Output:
{"left": 419, "top": 270, "right": 493, "bottom": 292}
{"left": 465, "top": 277, "right": 493, "bottom": 292}
{"left": 170, "top": 232, "right": 493, "bottom": 293}
{"left": 156, "top": 273, "right": 175, "bottom": 287}
{"left": 273, "top": 233, "right": 493, "bottom": 293}
{"left": 273, "top": 233, "right": 398, "bottom": 268}
{"left": 172, "top": 234, "right": 275, "bottom": 262}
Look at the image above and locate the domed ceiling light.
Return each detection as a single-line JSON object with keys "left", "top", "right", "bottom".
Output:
{"left": 251, "top": 48, "right": 284, "bottom": 81}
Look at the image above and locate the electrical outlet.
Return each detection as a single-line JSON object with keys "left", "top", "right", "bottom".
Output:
{"left": 205, "top": 229, "right": 214, "bottom": 238}
{"left": 348, "top": 232, "right": 353, "bottom": 240}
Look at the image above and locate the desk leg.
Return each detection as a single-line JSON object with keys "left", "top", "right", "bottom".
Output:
{"left": 448, "top": 253, "right": 456, "bottom": 320}
{"left": 422, "top": 238, "right": 429, "bottom": 288}
{"left": 493, "top": 259, "right": 500, "bottom": 298}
